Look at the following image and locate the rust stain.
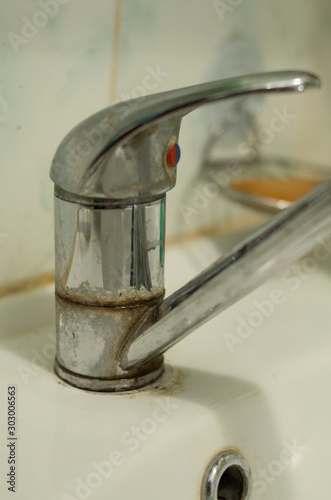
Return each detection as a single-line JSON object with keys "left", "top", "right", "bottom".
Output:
{"left": 166, "top": 213, "right": 261, "bottom": 248}
{"left": 127, "top": 366, "right": 187, "bottom": 398}
{"left": 56, "top": 285, "right": 165, "bottom": 308}
{"left": 57, "top": 380, "right": 69, "bottom": 389}
{"left": 0, "top": 271, "right": 55, "bottom": 300}
{"left": 56, "top": 292, "right": 165, "bottom": 383}
{"left": 150, "top": 366, "right": 186, "bottom": 396}
{"left": 231, "top": 177, "right": 322, "bottom": 203}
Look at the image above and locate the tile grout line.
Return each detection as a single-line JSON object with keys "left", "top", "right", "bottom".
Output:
{"left": 110, "top": 0, "right": 123, "bottom": 104}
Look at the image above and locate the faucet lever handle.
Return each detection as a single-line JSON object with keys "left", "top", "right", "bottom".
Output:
{"left": 50, "top": 71, "right": 320, "bottom": 203}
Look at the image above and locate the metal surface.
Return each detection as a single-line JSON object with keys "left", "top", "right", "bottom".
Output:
{"left": 51, "top": 70, "right": 322, "bottom": 391}
{"left": 54, "top": 195, "right": 165, "bottom": 304}
{"left": 54, "top": 195, "right": 165, "bottom": 389}
{"left": 201, "top": 450, "right": 252, "bottom": 500}
{"left": 55, "top": 294, "right": 164, "bottom": 391}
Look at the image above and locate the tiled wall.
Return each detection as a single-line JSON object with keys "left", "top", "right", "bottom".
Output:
{"left": 0, "top": 0, "right": 116, "bottom": 287}
{"left": 1, "top": 0, "right": 331, "bottom": 289}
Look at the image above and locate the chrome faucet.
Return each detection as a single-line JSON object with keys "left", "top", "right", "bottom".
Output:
{"left": 50, "top": 71, "right": 328, "bottom": 391}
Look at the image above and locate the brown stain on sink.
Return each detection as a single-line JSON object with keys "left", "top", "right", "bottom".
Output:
{"left": 149, "top": 366, "right": 186, "bottom": 396}
{"left": 231, "top": 177, "right": 322, "bottom": 203}
{"left": 118, "top": 366, "right": 187, "bottom": 398}
{"left": 0, "top": 271, "right": 54, "bottom": 299}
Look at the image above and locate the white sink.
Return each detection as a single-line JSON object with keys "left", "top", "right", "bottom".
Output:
{"left": 0, "top": 236, "right": 330, "bottom": 499}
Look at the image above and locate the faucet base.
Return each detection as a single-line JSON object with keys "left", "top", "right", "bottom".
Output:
{"left": 54, "top": 359, "right": 165, "bottom": 392}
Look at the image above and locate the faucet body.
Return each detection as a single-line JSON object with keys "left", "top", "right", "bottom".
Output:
{"left": 51, "top": 71, "right": 322, "bottom": 391}
{"left": 54, "top": 196, "right": 166, "bottom": 390}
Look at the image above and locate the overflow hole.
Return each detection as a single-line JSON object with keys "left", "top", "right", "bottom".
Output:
{"left": 201, "top": 450, "right": 251, "bottom": 500}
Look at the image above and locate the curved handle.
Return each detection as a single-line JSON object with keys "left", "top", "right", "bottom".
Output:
{"left": 50, "top": 71, "right": 320, "bottom": 203}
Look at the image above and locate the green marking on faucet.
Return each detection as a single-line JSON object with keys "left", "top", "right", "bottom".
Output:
{"left": 160, "top": 197, "right": 164, "bottom": 265}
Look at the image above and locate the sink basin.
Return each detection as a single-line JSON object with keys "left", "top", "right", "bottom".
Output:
{"left": 0, "top": 236, "right": 330, "bottom": 499}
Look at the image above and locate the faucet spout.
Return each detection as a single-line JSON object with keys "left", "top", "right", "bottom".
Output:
{"left": 123, "top": 180, "right": 331, "bottom": 370}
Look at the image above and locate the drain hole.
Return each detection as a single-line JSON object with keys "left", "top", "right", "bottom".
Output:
{"left": 217, "top": 466, "right": 244, "bottom": 500}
